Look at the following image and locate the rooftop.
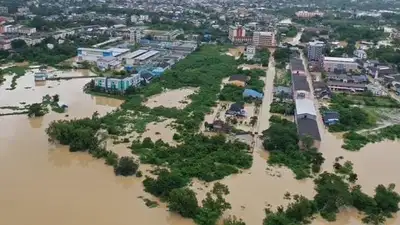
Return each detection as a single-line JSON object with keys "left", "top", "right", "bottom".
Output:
{"left": 295, "top": 98, "right": 317, "bottom": 116}
{"left": 136, "top": 50, "right": 159, "bottom": 61}
{"left": 292, "top": 75, "right": 310, "bottom": 91}
{"left": 297, "top": 117, "right": 321, "bottom": 141}
{"left": 229, "top": 74, "right": 248, "bottom": 82}
{"left": 290, "top": 58, "right": 305, "bottom": 71}
{"left": 323, "top": 57, "right": 356, "bottom": 63}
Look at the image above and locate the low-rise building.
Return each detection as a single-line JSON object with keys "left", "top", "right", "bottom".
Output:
{"left": 290, "top": 58, "right": 306, "bottom": 76}
{"left": 225, "top": 102, "right": 247, "bottom": 117}
{"left": 244, "top": 45, "right": 256, "bottom": 60}
{"left": 353, "top": 49, "right": 367, "bottom": 59}
{"left": 327, "top": 81, "right": 367, "bottom": 92}
{"left": 96, "top": 56, "right": 120, "bottom": 70}
{"left": 295, "top": 11, "right": 324, "bottom": 19}
{"left": 323, "top": 57, "right": 359, "bottom": 73}
{"left": 228, "top": 74, "right": 248, "bottom": 87}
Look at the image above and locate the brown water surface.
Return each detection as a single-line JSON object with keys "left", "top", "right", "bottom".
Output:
{"left": 1, "top": 68, "right": 400, "bottom": 225}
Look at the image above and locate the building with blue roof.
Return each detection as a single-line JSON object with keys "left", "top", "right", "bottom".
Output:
{"left": 243, "top": 89, "right": 263, "bottom": 99}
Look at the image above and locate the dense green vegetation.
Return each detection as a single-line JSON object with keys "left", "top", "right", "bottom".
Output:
{"left": 273, "top": 48, "right": 292, "bottom": 69}
{"left": 322, "top": 93, "right": 383, "bottom": 132}
{"left": 262, "top": 116, "right": 325, "bottom": 179}
{"left": 0, "top": 66, "right": 27, "bottom": 89}
{"left": 132, "top": 135, "right": 252, "bottom": 182}
{"left": 282, "top": 25, "right": 298, "bottom": 38}
{"left": 219, "top": 84, "right": 244, "bottom": 102}
{"left": 367, "top": 46, "right": 400, "bottom": 68}
{"left": 255, "top": 49, "right": 271, "bottom": 67}
{"left": 330, "top": 25, "right": 386, "bottom": 43}
{"left": 264, "top": 159, "right": 400, "bottom": 225}
{"left": 342, "top": 124, "right": 400, "bottom": 151}
{"left": 269, "top": 101, "right": 295, "bottom": 115}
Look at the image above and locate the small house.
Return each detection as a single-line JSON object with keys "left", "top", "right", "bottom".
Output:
{"left": 211, "top": 120, "right": 232, "bottom": 133}
{"left": 226, "top": 102, "right": 247, "bottom": 117}
{"left": 273, "top": 86, "right": 292, "bottom": 98}
{"left": 34, "top": 71, "right": 48, "bottom": 81}
{"left": 228, "top": 74, "right": 248, "bottom": 87}
{"left": 140, "top": 71, "right": 154, "bottom": 84}
{"left": 322, "top": 111, "right": 339, "bottom": 126}
{"left": 243, "top": 89, "right": 263, "bottom": 99}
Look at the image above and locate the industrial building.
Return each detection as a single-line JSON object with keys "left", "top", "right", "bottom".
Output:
{"left": 77, "top": 47, "right": 129, "bottom": 62}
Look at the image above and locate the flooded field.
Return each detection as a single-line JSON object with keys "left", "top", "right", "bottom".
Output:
{"left": 2, "top": 67, "right": 400, "bottom": 225}
{"left": 144, "top": 88, "right": 197, "bottom": 109}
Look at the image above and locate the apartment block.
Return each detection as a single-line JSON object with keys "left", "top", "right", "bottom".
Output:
{"left": 252, "top": 31, "right": 275, "bottom": 47}
{"left": 307, "top": 40, "right": 325, "bottom": 62}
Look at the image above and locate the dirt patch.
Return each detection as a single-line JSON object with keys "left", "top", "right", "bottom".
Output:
{"left": 144, "top": 88, "right": 198, "bottom": 109}
{"left": 141, "top": 119, "right": 177, "bottom": 145}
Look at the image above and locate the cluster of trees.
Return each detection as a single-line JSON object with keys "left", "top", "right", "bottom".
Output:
{"left": 131, "top": 135, "right": 252, "bottom": 182}
{"left": 342, "top": 124, "right": 400, "bottom": 151}
{"left": 3, "top": 35, "right": 109, "bottom": 65}
{"left": 46, "top": 113, "right": 139, "bottom": 176}
{"left": 27, "top": 103, "right": 47, "bottom": 118}
{"left": 255, "top": 49, "right": 270, "bottom": 67}
{"left": 143, "top": 170, "right": 233, "bottom": 225}
{"left": 326, "top": 93, "right": 379, "bottom": 132}
{"left": 367, "top": 46, "right": 400, "bottom": 69}
{"left": 264, "top": 159, "right": 400, "bottom": 225}
{"left": 273, "top": 48, "right": 292, "bottom": 69}
{"left": 269, "top": 101, "right": 295, "bottom": 115}
{"left": 331, "top": 25, "right": 385, "bottom": 43}
{"left": 282, "top": 26, "right": 298, "bottom": 38}
{"left": 262, "top": 116, "right": 325, "bottom": 179}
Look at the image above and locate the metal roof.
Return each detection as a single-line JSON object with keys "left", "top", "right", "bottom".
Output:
{"left": 123, "top": 49, "right": 148, "bottom": 59}
{"left": 136, "top": 50, "right": 159, "bottom": 61}
{"left": 295, "top": 98, "right": 316, "bottom": 116}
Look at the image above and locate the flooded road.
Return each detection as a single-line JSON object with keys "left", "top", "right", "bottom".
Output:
{"left": 2, "top": 67, "right": 400, "bottom": 225}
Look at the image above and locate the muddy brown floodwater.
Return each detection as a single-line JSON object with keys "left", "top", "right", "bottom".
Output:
{"left": 1, "top": 69, "right": 400, "bottom": 225}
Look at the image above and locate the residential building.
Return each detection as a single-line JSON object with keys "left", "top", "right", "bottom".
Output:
{"left": 327, "top": 74, "right": 368, "bottom": 83}
{"left": 0, "top": 7, "right": 8, "bottom": 14}
{"left": 307, "top": 41, "right": 325, "bottom": 62}
{"left": 94, "top": 74, "right": 141, "bottom": 92}
{"left": 244, "top": 45, "right": 256, "bottom": 60}
{"left": 139, "top": 15, "right": 150, "bottom": 22}
{"left": 322, "top": 111, "right": 340, "bottom": 126}
{"left": 243, "top": 89, "right": 263, "bottom": 99}
{"left": 228, "top": 74, "right": 248, "bottom": 87}
{"left": 323, "top": 57, "right": 359, "bottom": 73}
{"left": 295, "top": 11, "right": 324, "bottom": 19}
{"left": 327, "top": 81, "right": 367, "bottom": 92}
{"left": 353, "top": 49, "right": 367, "bottom": 59}
{"left": 225, "top": 102, "right": 247, "bottom": 117}
{"left": 252, "top": 31, "right": 275, "bottom": 47}
{"left": 129, "top": 28, "right": 142, "bottom": 44}
{"left": 130, "top": 15, "right": 139, "bottom": 23}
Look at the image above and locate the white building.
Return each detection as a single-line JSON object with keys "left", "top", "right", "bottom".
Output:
{"left": 96, "top": 56, "right": 120, "bottom": 70}
{"left": 139, "top": 15, "right": 150, "bottom": 22}
{"left": 94, "top": 74, "right": 141, "bottom": 92}
{"left": 130, "top": 15, "right": 139, "bottom": 23}
{"left": 323, "top": 57, "right": 359, "bottom": 72}
{"left": 307, "top": 40, "right": 325, "bottom": 62}
{"left": 245, "top": 46, "right": 256, "bottom": 60}
{"left": 252, "top": 31, "right": 275, "bottom": 47}
{"left": 353, "top": 49, "right": 368, "bottom": 59}
{"left": 129, "top": 28, "right": 142, "bottom": 43}
{"left": 77, "top": 47, "right": 129, "bottom": 62}
{"left": 295, "top": 11, "right": 324, "bottom": 18}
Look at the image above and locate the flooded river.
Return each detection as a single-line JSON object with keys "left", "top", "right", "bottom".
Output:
{"left": 1, "top": 69, "right": 400, "bottom": 225}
